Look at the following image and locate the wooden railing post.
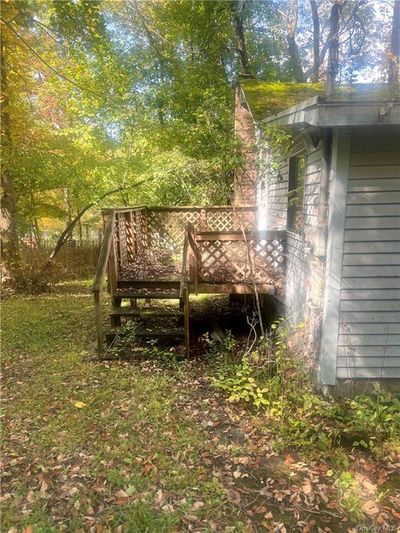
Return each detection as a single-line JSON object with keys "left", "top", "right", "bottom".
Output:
{"left": 92, "top": 210, "right": 116, "bottom": 356}
{"left": 94, "top": 290, "right": 103, "bottom": 354}
{"left": 183, "top": 284, "right": 190, "bottom": 357}
{"left": 180, "top": 225, "right": 189, "bottom": 298}
{"left": 125, "top": 211, "right": 134, "bottom": 263}
{"left": 199, "top": 208, "right": 207, "bottom": 231}
{"left": 107, "top": 219, "right": 118, "bottom": 296}
{"left": 187, "top": 223, "right": 198, "bottom": 291}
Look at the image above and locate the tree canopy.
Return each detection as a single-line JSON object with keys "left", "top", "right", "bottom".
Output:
{"left": 1, "top": 0, "right": 398, "bottom": 263}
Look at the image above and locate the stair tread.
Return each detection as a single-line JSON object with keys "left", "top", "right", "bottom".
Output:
{"left": 110, "top": 307, "right": 183, "bottom": 317}
{"left": 136, "top": 328, "right": 184, "bottom": 335}
{"left": 118, "top": 280, "right": 180, "bottom": 288}
{"left": 130, "top": 328, "right": 184, "bottom": 337}
{"left": 115, "top": 291, "right": 181, "bottom": 299}
{"left": 107, "top": 326, "right": 184, "bottom": 337}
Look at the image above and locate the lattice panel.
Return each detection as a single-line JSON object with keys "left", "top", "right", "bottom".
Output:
{"left": 198, "top": 238, "right": 285, "bottom": 284}
{"left": 147, "top": 210, "right": 200, "bottom": 252}
{"left": 204, "top": 211, "right": 234, "bottom": 232}
{"left": 124, "top": 212, "right": 135, "bottom": 263}
{"left": 136, "top": 210, "right": 149, "bottom": 251}
{"left": 116, "top": 213, "right": 127, "bottom": 268}
{"left": 206, "top": 210, "right": 256, "bottom": 232}
{"left": 112, "top": 207, "right": 259, "bottom": 277}
{"left": 147, "top": 207, "right": 257, "bottom": 253}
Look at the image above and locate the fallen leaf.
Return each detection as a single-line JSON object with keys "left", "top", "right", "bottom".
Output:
{"left": 391, "top": 509, "right": 400, "bottom": 519}
{"left": 126, "top": 485, "right": 136, "bottom": 496}
{"left": 115, "top": 489, "right": 129, "bottom": 505}
{"left": 162, "top": 503, "right": 174, "bottom": 512}
{"left": 26, "top": 490, "right": 35, "bottom": 503}
{"left": 362, "top": 500, "right": 379, "bottom": 516}
{"left": 191, "top": 501, "right": 204, "bottom": 511}
{"left": 40, "top": 480, "right": 48, "bottom": 494}
{"left": 302, "top": 479, "right": 313, "bottom": 495}
{"left": 285, "top": 454, "right": 295, "bottom": 465}
{"left": 74, "top": 401, "right": 87, "bottom": 409}
{"left": 233, "top": 456, "right": 251, "bottom": 466}
{"left": 361, "top": 479, "right": 376, "bottom": 494}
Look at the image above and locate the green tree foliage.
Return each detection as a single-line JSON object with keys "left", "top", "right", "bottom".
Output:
{"left": 0, "top": 0, "right": 396, "bottom": 262}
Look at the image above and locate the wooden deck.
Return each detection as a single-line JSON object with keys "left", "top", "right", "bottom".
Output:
{"left": 93, "top": 206, "right": 286, "bottom": 355}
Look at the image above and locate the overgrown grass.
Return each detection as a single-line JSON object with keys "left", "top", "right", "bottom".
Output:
{"left": 1, "top": 282, "right": 245, "bottom": 532}
{"left": 2, "top": 284, "right": 399, "bottom": 530}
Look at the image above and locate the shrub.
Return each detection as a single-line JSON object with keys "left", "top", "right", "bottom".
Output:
{"left": 9, "top": 262, "right": 55, "bottom": 294}
{"left": 211, "top": 319, "right": 400, "bottom": 457}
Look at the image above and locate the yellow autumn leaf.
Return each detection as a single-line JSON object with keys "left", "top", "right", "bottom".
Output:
{"left": 74, "top": 401, "right": 87, "bottom": 409}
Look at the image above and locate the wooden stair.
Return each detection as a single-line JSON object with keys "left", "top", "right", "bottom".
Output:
{"left": 108, "top": 280, "right": 189, "bottom": 354}
{"left": 93, "top": 207, "right": 284, "bottom": 357}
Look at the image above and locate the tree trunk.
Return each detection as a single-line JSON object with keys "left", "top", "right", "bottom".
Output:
{"left": 287, "top": 0, "right": 305, "bottom": 82}
{"left": 388, "top": 0, "right": 400, "bottom": 84}
{"left": 230, "top": 0, "right": 252, "bottom": 77}
{"left": 0, "top": 31, "right": 19, "bottom": 267}
{"left": 326, "top": 1, "right": 341, "bottom": 97}
{"left": 309, "top": 0, "right": 320, "bottom": 82}
{"left": 42, "top": 180, "right": 150, "bottom": 271}
{"left": 33, "top": 218, "right": 41, "bottom": 246}
{"left": 77, "top": 209, "right": 83, "bottom": 245}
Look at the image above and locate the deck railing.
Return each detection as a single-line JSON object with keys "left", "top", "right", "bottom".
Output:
{"left": 93, "top": 205, "right": 285, "bottom": 353}
{"left": 92, "top": 209, "right": 116, "bottom": 354}
{"left": 183, "top": 227, "right": 286, "bottom": 290}
{"left": 102, "top": 205, "right": 258, "bottom": 269}
{"left": 93, "top": 206, "right": 147, "bottom": 353}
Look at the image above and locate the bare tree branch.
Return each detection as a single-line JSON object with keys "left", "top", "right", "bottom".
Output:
{"left": 42, "top": 179, "right": 152, "bottom": 271}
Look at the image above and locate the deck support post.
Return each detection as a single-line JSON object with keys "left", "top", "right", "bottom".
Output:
{"left": 94, "top": 290, "right": 104, "bottom": 355}
{"left": 94, "top": 207, "right": 283, "bottom": 357}
{"left": 183, "top": 285, "right": 190, "bottom": 357}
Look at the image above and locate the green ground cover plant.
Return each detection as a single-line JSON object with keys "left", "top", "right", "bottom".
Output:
{"left": 211, "top": 321, "right": 400, "bottom": 459}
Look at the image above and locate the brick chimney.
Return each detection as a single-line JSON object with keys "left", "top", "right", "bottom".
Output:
{"left": 233, "top": 84, "right": 257, "bottom": 206}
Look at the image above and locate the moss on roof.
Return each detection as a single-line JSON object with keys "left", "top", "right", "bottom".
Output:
{"left": 240, "top": 80, "right": 323, "bottom": 121}
{"left": 240, "top": 79, "right": 400, "bottom": 122}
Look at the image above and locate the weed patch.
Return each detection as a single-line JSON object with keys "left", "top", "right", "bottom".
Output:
{"left": 211, "top": 320, "right": 400, "bottom": 459}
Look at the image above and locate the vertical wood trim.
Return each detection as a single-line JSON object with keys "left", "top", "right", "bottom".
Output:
{"left": 94, "top": 290, "right": 103, "bottom": 355}
{"left": 320, "top": 129, "right": 351, "bottom": 386}
{"left": 183, "top": 286, "right": 190, "bottom": 357}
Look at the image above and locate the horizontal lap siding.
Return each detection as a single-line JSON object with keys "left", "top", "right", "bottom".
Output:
{"left": 304, "top": 154, "right": 322, "bottom": 236}
{"left": 338, "top": 128, "right": 400, "bottom": 380}
{"left": 268, "top": 178, "right": 288, "bottom": 230}
{"left": 285, "top": 148, "right": 322, "bottom": 321}
{"left": 265, "top": 144, "right": 322, "bottom": 322}
{"left": 286, "top": 232, "right": 307, "bottom": 322}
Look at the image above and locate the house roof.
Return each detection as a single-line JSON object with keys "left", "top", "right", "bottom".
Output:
{"left": 240, "top": 79, "right": 324, "bottom": 121}
{"left": 240, "top": 80, "right": 400, "bottom": 128}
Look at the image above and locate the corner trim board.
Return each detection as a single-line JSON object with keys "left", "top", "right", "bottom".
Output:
{"left": 320, "top": 129, "right": 351, "bottom": 385}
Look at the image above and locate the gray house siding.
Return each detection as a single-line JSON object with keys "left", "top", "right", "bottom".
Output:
{"left": 336, "top": 127, "right": 400, "bottom": 380}
{"left": 262, "top": 144, "right": 324, "bottom": 323}
{"left": 260, "top": 124, "right": 399, "bottom": 386}
{"left": 266, "top": 159, "right": 288, "bottom": 230}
